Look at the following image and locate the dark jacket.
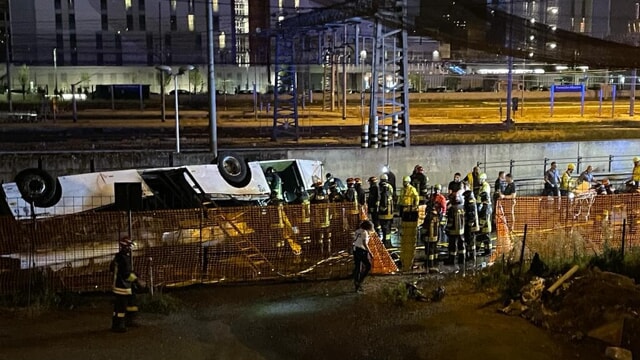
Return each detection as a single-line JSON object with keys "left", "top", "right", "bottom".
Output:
{"left": 110, "top": 250, "right": 137, "bottom": 295}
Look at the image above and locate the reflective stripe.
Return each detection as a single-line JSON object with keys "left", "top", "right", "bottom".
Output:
{"left": 113, "top": 287, "right": 132, "bottom": 295}
{"left": 126, "top": 306, "right": 139, "bottom": 312}
{"left": 117, "top": 313, "right": 126, "bottom": 318}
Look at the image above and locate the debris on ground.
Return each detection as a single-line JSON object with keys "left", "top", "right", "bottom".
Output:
{"left": 500, "top": 267, "right": 640, "bottom": 359}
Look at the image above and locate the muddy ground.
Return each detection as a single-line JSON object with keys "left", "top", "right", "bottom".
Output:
{"left": 0, "top": 270, "right": 624, "bottom": 360}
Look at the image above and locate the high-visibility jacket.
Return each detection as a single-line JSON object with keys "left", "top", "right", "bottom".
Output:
{"left": 633, "top": 165, "right": 640, "bottom": 182}
{"left": 398, "top": 184, "right": 419, "bottom": 208}
{"left": 560, "top": 171, "right": 574, "bottom": 192}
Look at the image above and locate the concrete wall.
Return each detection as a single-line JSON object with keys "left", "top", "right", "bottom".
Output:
{"left": 1, "top": 140, "right": 637, "bottom": 187}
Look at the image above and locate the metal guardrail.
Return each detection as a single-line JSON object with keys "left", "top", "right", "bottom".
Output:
{"left": 0, "top": 111, "right": 40, "bottom": 123}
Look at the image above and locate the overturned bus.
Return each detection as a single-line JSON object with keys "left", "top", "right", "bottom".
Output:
{"left": 0, "top": 153, "right": 324, "bottom": 220}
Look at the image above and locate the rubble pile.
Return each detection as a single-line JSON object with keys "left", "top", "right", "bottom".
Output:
{"left": 501, "top": 268, "right": 640, "bottom": 359}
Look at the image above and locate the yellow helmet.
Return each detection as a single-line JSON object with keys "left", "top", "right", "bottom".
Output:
{"left": 403, "top": 176, "right": 411, "bottom": 183}
{"left": 479, "top": 173, "right": 487, "bottom": 182}
{"left": 634, "top": 156, "right": 640, "bottom": 163}
{"left": 567, "top": 163, "right": 576, "bottom": 170}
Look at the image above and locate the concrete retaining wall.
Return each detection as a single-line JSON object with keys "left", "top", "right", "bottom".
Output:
{"left": 1, "top": 140, "right": 637, "bottom": 187}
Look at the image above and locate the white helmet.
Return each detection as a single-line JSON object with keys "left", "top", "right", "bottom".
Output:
{"left": 479, "top": 173, "right": 487, "bottom": 182}
{"left": 380, "top": 173, "right": 389, "bottom": 181}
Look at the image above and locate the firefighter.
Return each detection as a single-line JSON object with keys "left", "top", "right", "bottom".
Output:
{"left": 466, "top": 166, "right": 481, "bottom": 198}
{"left": 410, "top": 165, "right": 429, "bottom": 204}
{"left": 310, "top": 181, "right": 331, "bottom": 256}
{"left": 560, "top": 163, "right": 576, "bottom": 196}
{"left": 462, "top": 182, "right": 480, "bottom": 263}
{"left": 445, "top": 191, "right": 465, "bottom": 266}
{"left": 631, "top": 157, "right": 640, "bottom": 191}
{"left": 367, "top": 176, "right": 381, "bottom": 238}
{"left": 398, "top": 176, "right": 420, "bottom": 272}
{"left": 378, "top": 173, "right": 395, "bottom": 248}
{"left": 110, "top": 236, "right": 144, "bottom": 333}
{"left": 354, "top": 177, "right": 367, "bottom": 218}
{"left": 328, "top": 182, "right": 344, "bottom": 203}
{"left": 265, "top": 167, "right": 284, "bottom": 204}
{"left": 476, "top": 173, "right": 493, "bottom": 256}
{"left": 421, "top": 184, "right": 447, "bottom": 273}
{"left": 324, "top": 173, "right": 346, "bottom": 193}
{"left": 343, "top": 178, "right": 360, "bottom": 230}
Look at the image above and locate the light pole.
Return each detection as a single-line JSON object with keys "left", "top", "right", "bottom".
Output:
{"left": 155, "top": 65, "right": 195, "bottom": 153}
{"left": 360, "top": 49, "right": 367, "bottom": 121}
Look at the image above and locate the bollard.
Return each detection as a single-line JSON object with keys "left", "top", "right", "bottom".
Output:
{"left": 392, "top": 115, "right": 399, "bottom": 137}
{"left": 380, "top": 126, "right": 389, "bottom": 148}
{"left": 371, "top": 130, "right": 379, "bottom": 148}
{"left": 361, "top": 124, "right": 369, "bottom": 148}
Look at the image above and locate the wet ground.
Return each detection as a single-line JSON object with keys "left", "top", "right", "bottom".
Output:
{"left": 0, "top": 274, "right": 609, "bottom": 360}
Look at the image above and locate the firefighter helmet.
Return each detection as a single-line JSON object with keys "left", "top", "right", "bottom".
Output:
{"left": 434, "top": 184, "right": 442, "bottom": 191}
{"left": 479, "top": 173, "right": 487, "bottom": 182}
{"left": 567, "top": 163, "right": 576, "bottom": 171}
{"left": 347, "top": 177, "right": 355, "bottom": 185}
{"left": 354, "top": 177, "right": 362, "bottom": 184}
{"left": 415, "top": 165, "right": 424, "bottom": 173}
{"left": 380, "top": 173, "right": 389, "bottom": 181}
{"left": 634, "top": 157, "right": 640, "bottom": 163}
{"left": 119, "top": 236, "right": 133, "bottom": 250}
{"left": 325, "top": 173, "right": 333, "bottom": 179}
{"left": 368, "top": 176, "right": 378, "bottom": 183}
{"left": 403, "top": 176, "right": 411, "bottom": 183}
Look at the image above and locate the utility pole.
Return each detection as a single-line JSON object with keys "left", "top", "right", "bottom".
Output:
{"left": 206, "top": 0, "right": 218, "bottom": 157}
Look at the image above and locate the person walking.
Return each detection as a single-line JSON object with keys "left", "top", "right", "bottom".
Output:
{"left": 110, "top": 236, "right": 143, "bottom": 333}
{"left": 352, "top": 220, "right": 374, "bottom": 293}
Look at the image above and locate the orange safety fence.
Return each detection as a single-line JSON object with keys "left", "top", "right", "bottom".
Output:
{"left": 0, "top": 203, "right": 398, "bottom": 295}
{"left": 494, "top": 193, "right": 640, "bottom": 263}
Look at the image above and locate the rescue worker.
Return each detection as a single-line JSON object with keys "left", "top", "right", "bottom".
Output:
{"left": 560, "top": 163, "right": 576, "bottom": 196}
{"left": 466, "top": 166, "right": 481, "bottom": 198}
{"left": 578, "top": 165, "right": 594, "bottom": 186}
{"left": 310, "top": 181, "right": 331, "bottom": 256}
{"left": 631, "top": 157, "right": 640, "bottom": 190}
{"left": 265, "top": 167, "right": 284, "bottom": 204}
{"left": 445, "top": 190, "right": 465, "bottom": 267}
{"left": 462, "top": 182, "right": 480, "bottom": 263}
{"left": 110, "top": 236, "right": 143, "bottom": 333}
{"left": 367, "top": 176, "right": 382, "bottom": 238}
{"left": 398, "top": 176, "right": 420, "bottom": 272}
{"left": 354, "top": 177, "right": 367, "bottom": 219}
{"left": 328, "top": 182, "right": 344, "bottom": 203}
{"left": 421, "top": 184, "right": 447, "bottom": 273}
{"left": 410, "top": 165, "right": 429, "bottom": 204}
{"left": 378, "top": 173, "right": 395, "bottom": 248}
{"left": 544, "top": 161, "right": 560, "bottom": 196}
{"left": 343, "top": 178, "right": 360, "bottom": 230}
{"left": 291, "top": 186, "right": 312, "bottom": 255}
{"left": 324, "top": 173, "right": 346, "bottom": 193}
{"left": 476, "top": 173, "right": 493, "bottom": 256}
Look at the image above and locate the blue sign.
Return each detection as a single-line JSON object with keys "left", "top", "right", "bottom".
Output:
{"left": 553, "top": 84, "right": 584, "bottom": 92}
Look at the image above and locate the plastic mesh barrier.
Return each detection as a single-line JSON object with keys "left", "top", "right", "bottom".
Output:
{"left": 494, "top": 193, "right": 640, "bottom": 263}
{"left": 0, "top": 203, "right": 398, "bottom": 295}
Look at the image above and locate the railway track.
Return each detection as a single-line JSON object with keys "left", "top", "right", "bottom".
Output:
{"left": 2, "top": 120, "right": 639, "bottom": 152}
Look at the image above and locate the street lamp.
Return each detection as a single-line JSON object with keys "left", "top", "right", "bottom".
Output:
{"left": 155, "top": 65, "right": 195, "bottom": 153}
{"left": 360, "top": 49, "right": 367, "bottom": 121}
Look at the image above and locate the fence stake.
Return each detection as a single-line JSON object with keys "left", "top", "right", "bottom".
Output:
{"left": 148, "top": 257, "right": 154, "bottom": 297}
{"left": 621, "top": 218, "right": 627, "bottom": 259}
{"left": 518, "top": 224, "right": 528, "bottom": 278}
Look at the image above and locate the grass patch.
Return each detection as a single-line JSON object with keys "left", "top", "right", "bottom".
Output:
{"left": 137, "top": 293, "right": 184, "bottom": 315}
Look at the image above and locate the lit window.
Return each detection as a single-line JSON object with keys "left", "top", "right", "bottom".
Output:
{"left": 213, "top": 0, "right": 218, "bottom": 12}
{"left": 125, "top": 0, "right": 131, "bottom": 10}
{"left": 171, "top": 0, "right": 176, "bottom": 11}
{"left": 219, "top": 32, "right": 226, "bottom": 49}
{"left": 188, "top": 14, "right": 195, "bottom": 32}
